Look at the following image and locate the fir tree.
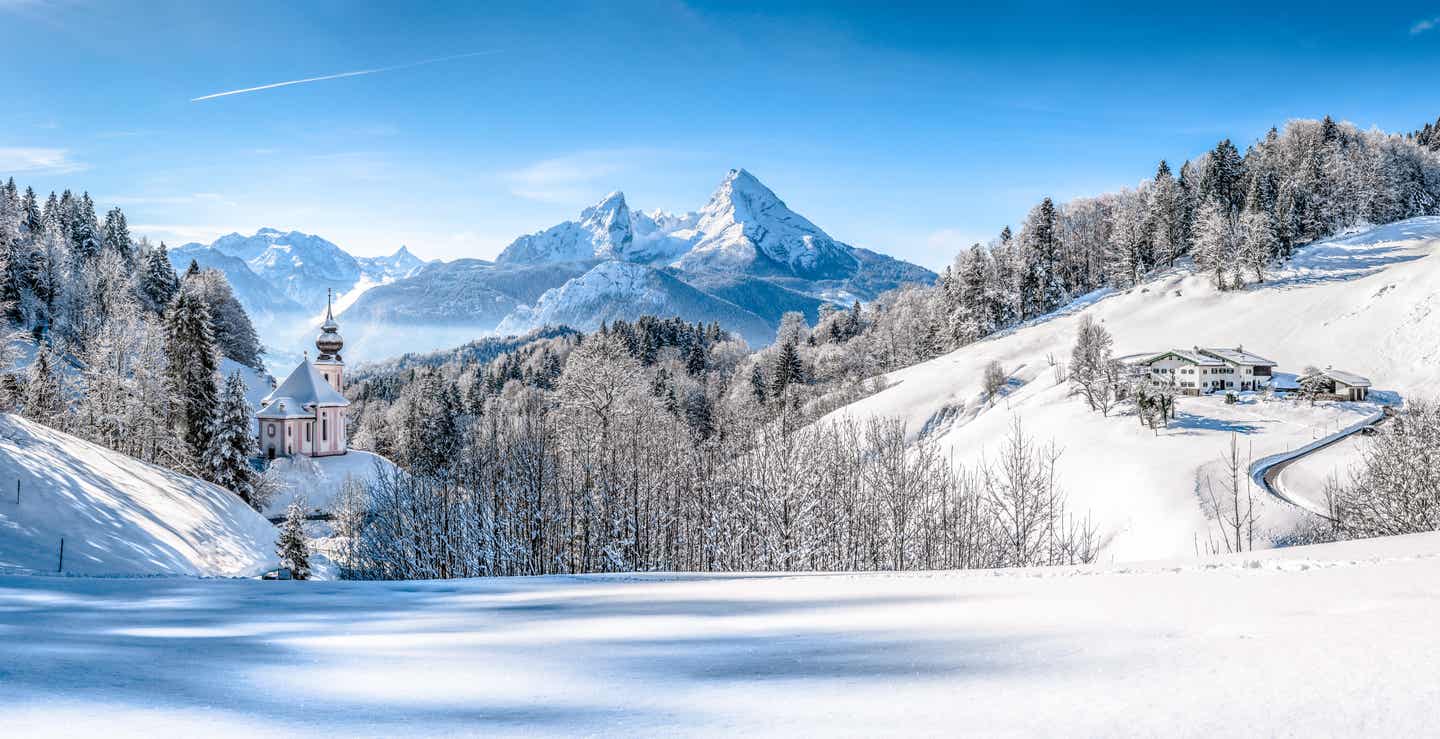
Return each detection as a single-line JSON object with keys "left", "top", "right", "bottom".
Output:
{"left": 769, "top": 339, "right": 803, "bottom": 397}
{"left": 1238, "top": 183, "right": 1279, "bottom": 285}
{"left": 685, "top": 340, "right": 707, "bottom": 376}
{"left": 750, "top": 363, "right": 767, "bottom": 404}
{"left": 100, "top": 207, "right": 134, "bottom": 266}
{"left": 141, "top": 243, "right": 180, "bottom": 313}
{"left": 277, "top": 501, "right": 311, "bottom": 580}
{"left": 23, "top": 343, "right": 64, "bottom": 421}
{"left": 207, "top": 371, "right": 260, "bottom": 506}
{"left": 164, "top": 291, "right": 220, "bottom": 465}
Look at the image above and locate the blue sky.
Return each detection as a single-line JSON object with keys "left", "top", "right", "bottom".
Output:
{"left": 3, "top": 0, "right": 1440, "bottom": 270}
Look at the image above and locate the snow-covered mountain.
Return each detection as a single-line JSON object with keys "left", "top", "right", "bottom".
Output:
{"left": 348, "top": 169, "right": 934, "bottom": 352}
{"left": 826, "top": 217, "right": 1440, "bottom": 562}
{"left": 496, "top": 261, "right": 775, "bottom": 344}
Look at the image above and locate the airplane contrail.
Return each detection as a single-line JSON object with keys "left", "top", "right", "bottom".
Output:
{"left": 190, "top": 50, "right": 500, "bottom": 102}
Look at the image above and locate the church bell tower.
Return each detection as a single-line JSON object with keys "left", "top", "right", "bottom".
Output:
{"left": 314, "top": 288, "right": 345, "bottom": 393}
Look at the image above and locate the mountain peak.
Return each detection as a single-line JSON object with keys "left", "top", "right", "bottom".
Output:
{"left": 392, "top": 245, "right": 413, "bottom": 259}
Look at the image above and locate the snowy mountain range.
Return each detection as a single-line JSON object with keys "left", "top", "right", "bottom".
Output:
{"left": 344, "top": 169, "right": 935, "bottom": 350}
{"left": 172, "top": 228, "right": 425, "bottom": 318}
{"left": 174, "top": 170, "right": 932, "bottom": 362}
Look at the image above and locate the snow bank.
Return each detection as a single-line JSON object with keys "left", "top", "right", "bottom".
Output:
{"left": 261, "top": 449, "right": 397, "bottom": 518}
{"left": 0, "top": 414, "right": 276, "bottom": 577}
{"left": 2, "top": 531, "right": 1438, "bottom": 736}
{"left": 830, "top": 217, "right": 1440, "bottom": 561}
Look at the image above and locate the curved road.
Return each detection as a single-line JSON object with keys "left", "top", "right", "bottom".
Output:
{"left": 1248, "top": 409, "right": 1388, "bottom": 518}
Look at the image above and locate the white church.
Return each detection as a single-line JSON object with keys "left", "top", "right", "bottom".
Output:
{"left": 256, "top": 293, "right": 351, "bottom": 460}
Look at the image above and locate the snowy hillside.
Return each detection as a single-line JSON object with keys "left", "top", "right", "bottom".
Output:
{"left": 0, "top": 414, "right": 276, "bottom": 577}
{"left": 5, "top": 531, "right": 1439, "bottom": 736}
{"left": 261, "top": 449, "right": 399, "bottom": 519}
{"left": 831, "top": 217, "right": 1440, "bottom": 561}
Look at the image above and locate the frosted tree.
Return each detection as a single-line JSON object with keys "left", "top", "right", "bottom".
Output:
{"left": 207, "top": 371, "right": 260, "bottom": 506}
{"left": 1192, "top": 196, "right": 1238, "bottom": 290}
{"left": 1326, "top": 399, "right": 1440, "bottom": 538}
{"left": 1148, "top": 160, "right": 1184, "bottom": 266}
{"left": 769, "top": 339, "right": 803, "bottom": 397}
{"left": 1238, "top": 184, "right": 1279, "bottom": 284}
{"left": 1068, "top": 315, "right": 1118, "bottom": 415}
{"left": 1018, "top": 198, "right": 1065, "bottom": 318}
{"left": 182, "top": 267, "right": 263, "bottom": 369}
{"left": 276, "top": 500, "right": 312, "bottom": 580}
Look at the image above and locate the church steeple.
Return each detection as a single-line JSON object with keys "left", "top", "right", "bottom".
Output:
{"left": 315, "top": 288, "right": 343, "bottom": 362}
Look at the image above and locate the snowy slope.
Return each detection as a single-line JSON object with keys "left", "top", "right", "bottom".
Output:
{"left": 496, "top": 261, "right": 777, "bottom": 345}
{"left": 261, "top": 449, "right": 399, "bottom": 519}
{"left": 0, "top": 414, "right": 276, "bottom": 577}
{"left": 3, "top": 532, "right": 1439, "bottom": 736}
{"left": 830, "top": 217, "right": 1440, "bottom": 561}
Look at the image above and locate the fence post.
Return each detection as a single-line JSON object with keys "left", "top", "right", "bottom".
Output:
{"left": 57, "top": 537, "right": 64, "bottom": 573}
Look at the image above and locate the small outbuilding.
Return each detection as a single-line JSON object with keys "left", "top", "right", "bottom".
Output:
{"left": 1297, "top": 367, "right": 1372, "bottom": 401}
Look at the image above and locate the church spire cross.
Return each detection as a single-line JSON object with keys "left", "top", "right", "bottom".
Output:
{"left": 325, "top": 287, "right": 334, "bottom": 322}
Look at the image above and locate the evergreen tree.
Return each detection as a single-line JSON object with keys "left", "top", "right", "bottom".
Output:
{"left": 207, "top": 371, "right": 260, "bottom": 506}
{"left": 769, "top": 339, "right": 802, "bottom": 397}
{"left": 22, "top": 343, "right": 64, "bottom": 421}
{"left": 685, "top": 340, "right": 707, "bottom": 376}
{"left": 100, "top": 207, "right": 134, "bottom": 266}
{"left": 164, "top": 291, "right": 220, "bottom": 465}
{"left": 1149, "top": 160, "right": 1183, "bottom": 266}
{"left": 750, "top": 363, "right": 767, "bottom": 405}
{"left": 277, "top": 501, "right": 311, "bottom": 580}
{"left": 141, "top": 243, "right": 180, "bottom": 313}
{"left": 1018, "top": 197, "right": 1065, "bottom": 318}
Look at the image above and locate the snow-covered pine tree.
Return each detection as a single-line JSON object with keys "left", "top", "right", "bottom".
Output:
{"left": 100, "top": 207, "right": 134, "bottom": 267}
{"left": 277, "top": 500, "right": 311, "bottom": 580}
{"left": 22, "top": 342, "right": 64, "bottom": 421}
{"left": 140, "top": 243, "right": 180, "bottom": 313}
{"left": 207, "top": 370, "right": 260, "bottom": 507}
{"left": 769, "top": 339, "right": 802, "bottom": 397}
{"left": 1149, "top": 160, "right": 1183, "bottom": 267}
{"left": 1017, "top": 198, "right": 1065, "bottom": 318}
{"left": 164, "top": 290, "right": 220, "bottom": 466}
{"left": 750, "top": 363, "right": 767, "bottom": 404}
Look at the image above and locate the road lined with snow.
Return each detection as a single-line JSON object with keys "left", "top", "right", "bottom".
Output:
{"left": 1250, "top": 409, "right": 1385, "bottom": 517}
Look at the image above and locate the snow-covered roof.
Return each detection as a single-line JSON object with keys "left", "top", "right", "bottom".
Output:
{"left": 1302, "top": 368, "right": 1373, "bottom": 388}
{"left": 1139, "top": 349, "right": 1224, "bottom": 367}
{"left": 1199, "top": 347, "right": 1278, "bottom": 367}
{"left": 258, "top": 358, "right": 349, "bottom": 420}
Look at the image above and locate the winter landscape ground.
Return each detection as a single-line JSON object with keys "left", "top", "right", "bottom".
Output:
{"left": 4, "top": 532, "right": 1440, "bottom": 737}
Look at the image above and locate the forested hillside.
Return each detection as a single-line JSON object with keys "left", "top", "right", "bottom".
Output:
{"left": 0, "top": 180, "right": 269, "bottom": 506}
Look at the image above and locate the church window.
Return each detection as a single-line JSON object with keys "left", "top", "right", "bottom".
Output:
{"left": 322, "top": 417, "right": 328, "bottom": 441}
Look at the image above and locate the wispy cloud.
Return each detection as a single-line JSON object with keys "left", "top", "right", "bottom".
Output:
{"left": 190, "top": 50, "right": 500, "bottom": 102}
{"left": 104, "top": 192, "right": 236, "bottom": 207}
{"left": 1411, "top": 16, "right": 1440, "bottom": 34}
{"left": 505, "top": 148, "right": 669, "bottom": 203}
{"left": 130, "top": 223, "right": 250, "bottom": 245}
{"left": 925, "top": 228, "right": 987, "bottom": 255}
{"left": 0, "top": 146, "right": 86, "bottom": 175}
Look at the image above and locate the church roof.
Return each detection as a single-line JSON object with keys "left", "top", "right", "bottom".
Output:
{"left": 257, "top": 358, "right": 349, "bottom": 419}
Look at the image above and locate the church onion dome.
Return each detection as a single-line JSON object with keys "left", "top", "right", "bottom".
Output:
{"left": 315, "top": 288, "right": 344, "bottom": 361}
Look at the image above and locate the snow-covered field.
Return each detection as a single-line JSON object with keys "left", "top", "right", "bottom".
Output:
{"left": 834, "top": 218, "right": 1440, "bottom": 560}
{"left": 0, "top": 414, "right": 276, "bottom": 577}
{"left": 3, "top": 532, "right": 1438, "bottom": 737}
